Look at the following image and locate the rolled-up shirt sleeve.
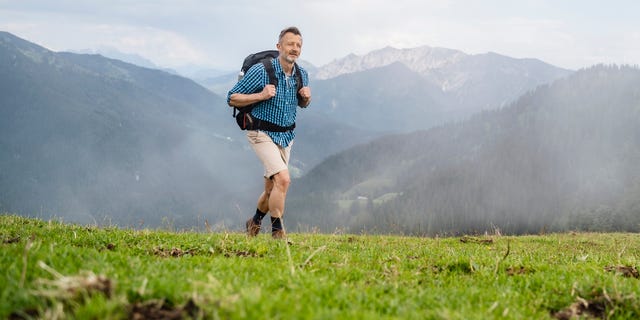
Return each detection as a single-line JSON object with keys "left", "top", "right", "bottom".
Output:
{"left": 227, "top": 64, "right": 267, "bottom": 105}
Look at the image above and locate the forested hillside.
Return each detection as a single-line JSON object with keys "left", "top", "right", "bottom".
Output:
{"left": 288, "top": 65, "right": 640, "bottom": 235}
{"left": 0, "top": 31, "right": 258, "bottom": 227}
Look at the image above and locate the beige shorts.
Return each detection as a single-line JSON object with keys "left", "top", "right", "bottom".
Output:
{"left": 246, "top": 130, "right": 292, "bottom": 178}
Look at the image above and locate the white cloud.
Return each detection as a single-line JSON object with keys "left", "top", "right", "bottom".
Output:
{"left": 90, "top": 25, "right": 210, "bottom": 67}
{"left": 0, "top": 14, "right": 210, "bottom": 68}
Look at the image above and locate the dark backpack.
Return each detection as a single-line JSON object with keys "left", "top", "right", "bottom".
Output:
{"left": 233, "top": 50, "right": 303, "bottom": 132}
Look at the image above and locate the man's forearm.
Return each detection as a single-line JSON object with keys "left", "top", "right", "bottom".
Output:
{"left": 228, "top": 92, "right": 266, "bottom": 108}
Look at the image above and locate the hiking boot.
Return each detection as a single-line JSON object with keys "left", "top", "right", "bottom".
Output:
{"left": 272, "top": 229, "right": 286, "bottom": 239}
{"left": 246, "top": 218, "right": 260, "bottom": 237}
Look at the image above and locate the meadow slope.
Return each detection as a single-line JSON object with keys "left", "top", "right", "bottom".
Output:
{"left": 1, "top": 215, "right": 639, "bottom": 319}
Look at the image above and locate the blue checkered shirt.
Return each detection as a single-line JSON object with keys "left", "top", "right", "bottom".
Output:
{"left": 227, "top": 58, "right": 309, "bottom": 147}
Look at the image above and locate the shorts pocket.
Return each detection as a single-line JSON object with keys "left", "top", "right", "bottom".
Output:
{"left": 246, "top": 130, "right": 271, "bottom": 144}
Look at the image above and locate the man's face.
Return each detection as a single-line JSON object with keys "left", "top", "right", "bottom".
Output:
{"left": 277, "top": 32, "right": 302, "bottom": 64}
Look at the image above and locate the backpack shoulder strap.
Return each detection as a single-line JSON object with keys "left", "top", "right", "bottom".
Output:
{"left": 232, "top": 54, "right": 278, "bottom": 120}
{"left": 294, "top": 62, "right": 303, "bottom": 91}
{"left": 262, "top": 59, "right": 278, "bottom": 86}
{"left": 294, "top": 63, "right": 305, "bottom": 106}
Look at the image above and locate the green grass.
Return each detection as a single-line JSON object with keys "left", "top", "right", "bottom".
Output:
{"left": 1, "top": 214, "right": 639, "bottom": 319}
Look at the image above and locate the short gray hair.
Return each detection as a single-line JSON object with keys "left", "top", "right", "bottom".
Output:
{"left": 279, "top": 26, "right": 302, "bottom": 42}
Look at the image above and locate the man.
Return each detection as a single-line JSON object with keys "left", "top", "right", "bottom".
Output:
{"left": 227, "top": 26, "right": 311, "bottom": 239}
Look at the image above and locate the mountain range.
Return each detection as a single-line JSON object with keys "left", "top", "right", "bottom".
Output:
{"left": 0, "top": 31, "right": 379, "bottom": 227}
{"left": 204, "top": 45, "right": 571, "bottom": 136}
{"left": 0, "top": 31, "right": 252, "bottom": 227}
{"left": 1, "top": 31, "right": 602, "bottom": 233}
{"left": 287, "top": 65, "right": 640, "bottom": 235}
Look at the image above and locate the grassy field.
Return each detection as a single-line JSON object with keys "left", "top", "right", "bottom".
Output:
{"left": 1, "top": 214, "right": 639, "bottom": 319}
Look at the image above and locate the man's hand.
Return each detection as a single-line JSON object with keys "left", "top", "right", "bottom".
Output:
{"left": 298, "top": 86, "right": 311, "bottom": 99}
{"left": 262, "top": 84, "right": 276, "bottom": 100}
{"left": 298, "top": 86, "right": 311, "bottom": 107}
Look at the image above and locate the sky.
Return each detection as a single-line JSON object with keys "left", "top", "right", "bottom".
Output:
{"left": 1, "top": 0, "right": 639, "bottom": 72}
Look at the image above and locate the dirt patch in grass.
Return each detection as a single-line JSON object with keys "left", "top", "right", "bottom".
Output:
{"left": 129, "top": 298, "right": 199, "bottom": 320}
{"left": 2, "top": 236, "right": 21, "bottom": 244}
{"left": 460, "top": 236, "right": 494, "bottom": 244}
{"left": 604, "top": 265, "right": 639, "bottom": 279}
{"left": 152, "top": 246, "right": 260, "bottom": 258}
{"left": 552, "top": 290, "right": 639, "bottom": 320}
{"left": 505, "top": 265, "right": 534, "bottom": 276}
{"left": 430, "top": 261, "right": 475, "bottom": 274}
{"left": 153, "top": 247, "right": 197, "bottom": 257}
{"left": 553, "top": 296, "right": 608, "bottom": 320}
{"left": 224, "top": 250, "right": 260, "bottom": 257}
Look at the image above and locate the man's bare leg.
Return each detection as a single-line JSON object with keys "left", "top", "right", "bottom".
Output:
{"left": 257, "top": 177, "right": 274, "bottom": 214}
{"left": 268, "top": 170, "right": 290, "bottom": 218}
{"left": 269, "top": 170, "right": 290, "bottom": 238}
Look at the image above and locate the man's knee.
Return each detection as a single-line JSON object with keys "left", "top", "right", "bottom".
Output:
{"left": 272, "top": 171, "right": 291, "bottom": 190}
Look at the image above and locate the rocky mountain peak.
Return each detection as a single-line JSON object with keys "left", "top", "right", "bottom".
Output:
{"left": 314, "top": 45, "right": 467, "bottom": 80}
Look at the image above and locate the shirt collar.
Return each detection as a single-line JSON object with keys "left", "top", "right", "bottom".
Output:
{"left": 273, "top": 57, "right": 295, "bottom": 77}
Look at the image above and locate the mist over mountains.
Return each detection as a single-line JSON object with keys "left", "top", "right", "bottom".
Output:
{"left": 4, "top": 31, "right": 635, "bottom": 234}
{"left": 288, "top": 65, "right": 640, "bottom": 235}
{"left": 0, "top": 31, "right": 253, "bottom": 227}
{"left": 0, "top": 31, "right": 381, "bottom": 227}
